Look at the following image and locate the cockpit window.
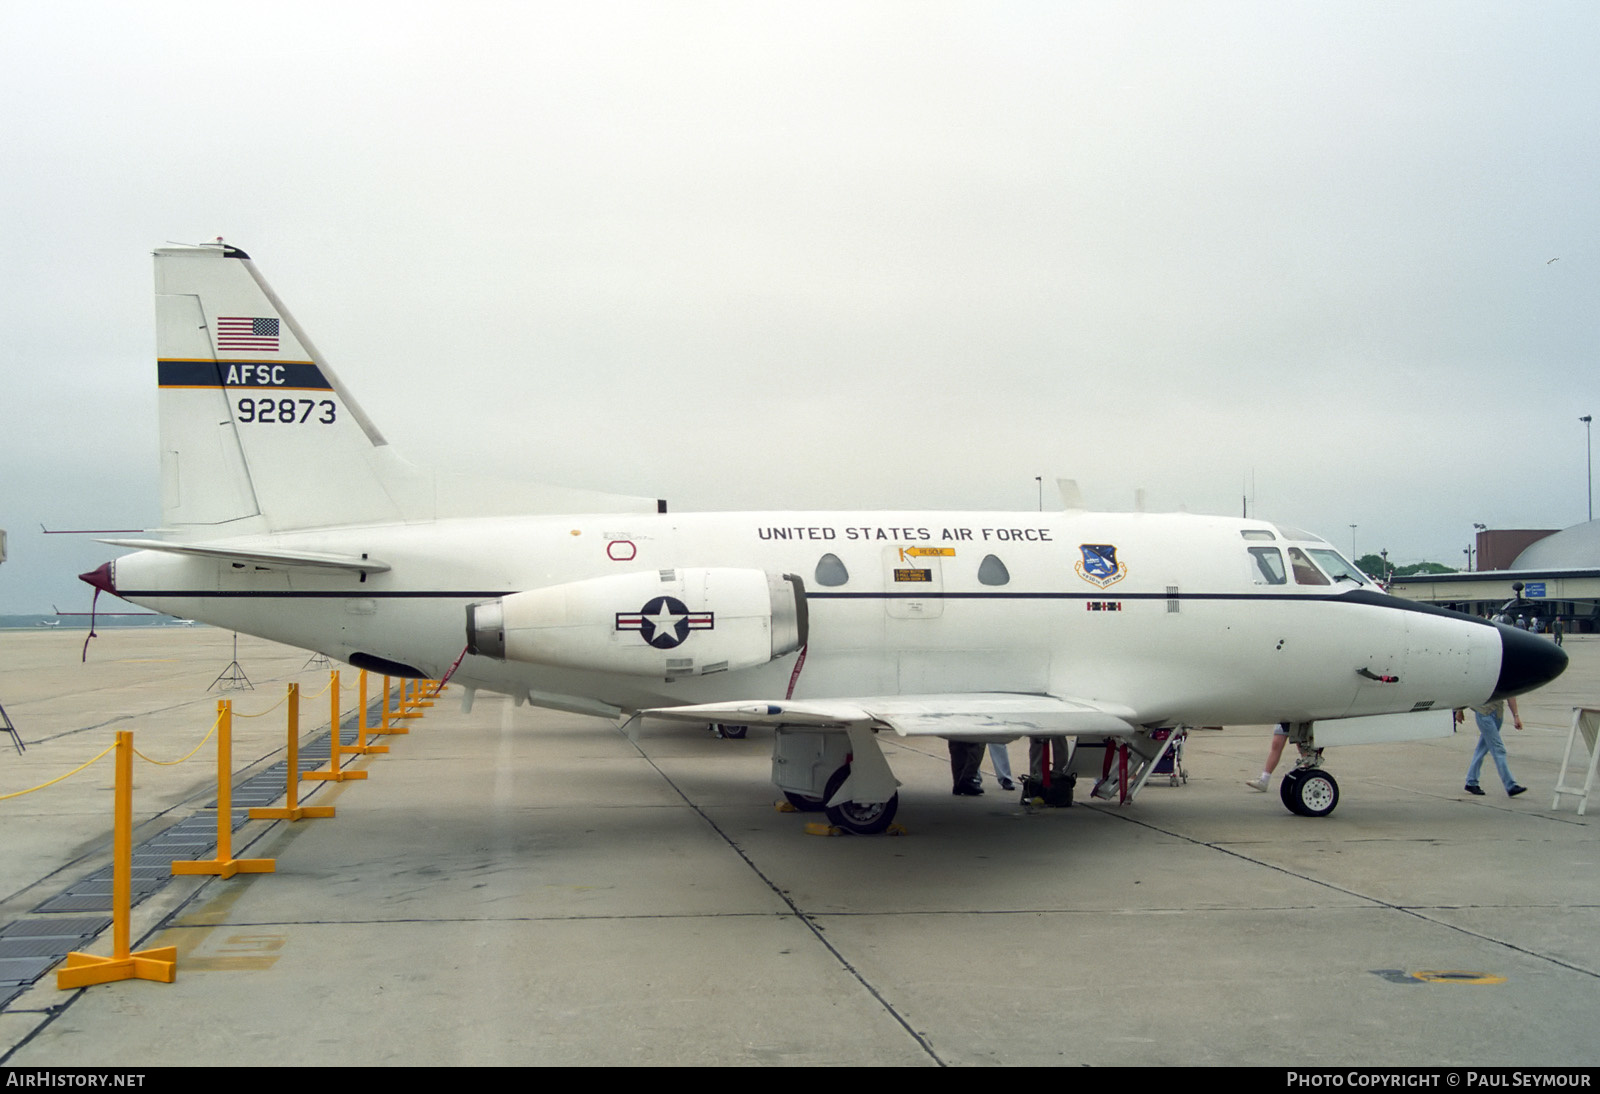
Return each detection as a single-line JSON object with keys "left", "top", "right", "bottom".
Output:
{"left": 1287, "top": 547, "right": 1330, "bottom": 586}
{"left": 814, "top": 553, "right": 849, "bottom": 587}
{"left": 1308, "top": 549, "right": 1367, "bottom": 585}
{"left": 1275, "top": 525, "right": 1320, "bottom": 542}
{"left": 977, "top": 554, "right": 1010, "bottom": 586}
{"left": 1248, "top": 547, "right": 1287, "bottom": 585}
{"left": 1240, "top": 529, "right": 1276, "bottom": 542}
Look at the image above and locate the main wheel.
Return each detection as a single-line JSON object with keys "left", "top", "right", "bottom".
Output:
{"left": 1282, "top": 768, "right": 1339, "bottom": 817}
{"left": 713, "top": 723, "right": 748, "bottom": 739}
{"left": 1280, "top": 769, "right": 1307, "bottom": 815}
{"left": 821, "top": 765, "right": 899, "bottom": 835}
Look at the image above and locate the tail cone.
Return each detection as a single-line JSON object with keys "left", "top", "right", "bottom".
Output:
{"left": 79, "top": 562, "right": 116, "bottom": 595}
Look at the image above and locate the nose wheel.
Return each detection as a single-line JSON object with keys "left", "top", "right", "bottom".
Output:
{"left": 1280, "top": 768, "right": 1340, "bottom": 817}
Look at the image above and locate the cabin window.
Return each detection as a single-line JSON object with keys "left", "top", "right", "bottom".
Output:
{"left": 814, "top": 553, "right": 849, "bottom": 587}
{"left": 1287, "top": 547, "right": 1330, "bottom": 586}
{"left": 1307, "top": 549, "right": 1367, "bottom": 585}
{"left": 977, "top": 554, "right": 1010, "bottom": 586}
{"left": 1248, "top": 547, "right": 1287, "bottom": 585}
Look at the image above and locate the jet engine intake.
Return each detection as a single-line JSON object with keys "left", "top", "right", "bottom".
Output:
{"left": 466, "top": 568, "right": 807, "bottom": 678}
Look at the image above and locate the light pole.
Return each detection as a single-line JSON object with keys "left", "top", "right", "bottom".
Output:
{"left": 1349, "top": 524, "right": 1357, "bottom": 559}
{"left": 1582, "top": 416, "right": 1593, "bottom": 522}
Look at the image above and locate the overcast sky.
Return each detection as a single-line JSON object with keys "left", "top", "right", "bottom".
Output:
{"left": 2, "top": 1, "right": 1597, "bottom": 613}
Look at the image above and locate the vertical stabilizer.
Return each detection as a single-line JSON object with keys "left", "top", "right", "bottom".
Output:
{"left": 156, "top": 244, "right": 409, "bottom": 532}
{"left": 154, "top": 243, "right": 664, "bottom": 532}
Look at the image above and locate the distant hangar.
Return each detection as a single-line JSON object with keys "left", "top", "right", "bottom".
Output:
{"left": 1389, "top": 522, "right": 1600, "bottom": 631}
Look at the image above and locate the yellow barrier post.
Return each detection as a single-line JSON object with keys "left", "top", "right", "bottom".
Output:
{"left": 173, "top": 700, "right": 275, "bottom": 878}
{"left": 376, "top": 675, "right": 409, "bottom": 735}
{"left": 395, "top": 678, "right": 424, "bottom": 721}
{"left": 305, "top": 670, "right": 368, "bottom": 783}
{"left": 412, "top": 677, "right": 435, "bottom": 708}
{"left": 250, "top": 682, "right": 334, "bottom": 821}
{"left": 57, "top": 731, "right": 178, "bottom": 988}
{"left": 349, "top": 669, "right": 388, "bottom": 756}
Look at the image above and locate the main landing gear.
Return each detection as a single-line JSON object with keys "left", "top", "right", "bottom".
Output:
{"left": 820, "top": 764, "right": 899, "bottom": 834}
{"left": 771, "top": 726, "right": 901, "bottom": 835}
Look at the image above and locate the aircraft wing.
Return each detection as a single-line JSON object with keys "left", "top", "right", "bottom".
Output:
{"left": 97, "top": 538, "right": 391, "bottom": 574}
{"left": 636, "top": 694, "right": 1137, "bottom": 740}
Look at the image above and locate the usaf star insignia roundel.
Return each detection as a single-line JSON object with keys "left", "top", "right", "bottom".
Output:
{"left": 615, "top": 596, "right": 715, "bottom": 649}
{"left": 1075, "top": 544, "right": 1128, "bottom": 589}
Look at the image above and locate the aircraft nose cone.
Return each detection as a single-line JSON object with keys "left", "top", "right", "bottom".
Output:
{"left": 79, "top": 562, "right": 116, "bottom": 595}
{"left": 1491, "top": 622, "right": 1568, "bottom": 699}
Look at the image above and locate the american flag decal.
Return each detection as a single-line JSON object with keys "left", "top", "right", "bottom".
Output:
{"left": 216, "top": 316, "right": 280, "bottom": 352}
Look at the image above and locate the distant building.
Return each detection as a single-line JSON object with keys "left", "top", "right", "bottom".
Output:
{"left": 1476, "top": 528, "right": 1557, "bottom": 571}
{"left": 1389, "top": 521, "right": 1600, "bottom": 632}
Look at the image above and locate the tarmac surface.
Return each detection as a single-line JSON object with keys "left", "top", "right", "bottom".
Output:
{"left": 0, "top": 627, "right": 1596, "bottom": 1067}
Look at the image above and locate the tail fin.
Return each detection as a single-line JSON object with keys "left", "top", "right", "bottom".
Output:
{"left": 154, "top": 243, "right": 657, "bottom": 534}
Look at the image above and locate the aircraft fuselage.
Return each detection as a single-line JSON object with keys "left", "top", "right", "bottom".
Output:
{"left": 99, "top": 508, "right": 1523, "bottom": 729}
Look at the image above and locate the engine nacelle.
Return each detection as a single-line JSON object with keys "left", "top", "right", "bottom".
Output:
{"left": 466, "top": 568, "right": 807, "bottom": 678}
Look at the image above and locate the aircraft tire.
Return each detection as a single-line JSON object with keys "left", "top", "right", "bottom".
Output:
{"left": 1281, "top": 768, "right": 1339, "bottom": 817}
{"left": 1292, "top": 769, "right": 1339, "bottom": 817}
{"left": 713, "top": 723, "right": 749, "bottom": 739}
{"left": 822, "top": 765, "right": 898, "bottom": 835}
{"left": 1280, "top": 769, "right": 1308, "bottom": 815}
{"left": 783, "top": 790, "right": 827, "bottom": 812}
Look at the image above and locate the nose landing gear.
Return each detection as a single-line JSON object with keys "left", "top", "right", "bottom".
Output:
{"left": 1280, "top": 767, "right": 1340, "bottom": 817}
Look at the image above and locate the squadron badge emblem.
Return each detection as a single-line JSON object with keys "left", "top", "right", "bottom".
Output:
{"left": 1075, "top": 544, "right": 1127, "bottom": 589}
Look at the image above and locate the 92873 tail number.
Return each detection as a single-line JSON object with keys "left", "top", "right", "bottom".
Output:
{"left": 236, "top": 398, "right": 336, "bottom": 424}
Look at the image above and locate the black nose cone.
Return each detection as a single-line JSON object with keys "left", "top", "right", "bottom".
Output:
{"left": 1491, "top": 622, "right": 1568, "bottom": 699}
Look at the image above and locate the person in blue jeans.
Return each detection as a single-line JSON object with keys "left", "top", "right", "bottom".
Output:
{"left": 1455, "top": 698, "right": 1527, "bottom": 797}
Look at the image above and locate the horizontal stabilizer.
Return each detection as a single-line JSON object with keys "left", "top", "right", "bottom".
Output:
{"left": 97, "top": 538, "right": 390, "bottom": 574}
{"left": 638, "top": 694, "right": 1137, "bottom": 740}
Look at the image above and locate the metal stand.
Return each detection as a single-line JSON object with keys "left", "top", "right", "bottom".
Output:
{"left": 1, "top": 700, "right": 24, "bottom": 753}
{"left": 210, "top": 632, "right": 253, "bottom": 691}
{"left": 1552, "top": 707, "right": 1600, "bottom": 816}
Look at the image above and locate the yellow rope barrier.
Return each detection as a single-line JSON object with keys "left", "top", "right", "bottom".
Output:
{"left": 131, "top": 708, "right": 223, "bottom": 766}
{"left": 2, "top": 670, "right": 364, "bottom": 803}
{"left": 301, "top": 675, "right": 335, "bottom": 700}
{"left": 232, "top": 690, "right": 291, "bottom": 718}
{"left": 0, "top": 742, "right": 117, "bottom": 800}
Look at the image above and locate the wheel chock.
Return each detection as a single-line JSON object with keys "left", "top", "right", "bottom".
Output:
{"left": 803, "top": 821, "right": 909, "bottom": 837}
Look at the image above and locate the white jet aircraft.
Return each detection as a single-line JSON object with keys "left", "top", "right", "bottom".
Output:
{"left": 82, "top": 243, "right": 1568, "bottom": 832}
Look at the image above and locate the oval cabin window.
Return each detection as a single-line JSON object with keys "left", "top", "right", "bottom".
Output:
{"left": 815, "top": 553, "right": 849, "bottom": 587}
{"left": 978, "top": 554, "right": 1010, "bottom": 586}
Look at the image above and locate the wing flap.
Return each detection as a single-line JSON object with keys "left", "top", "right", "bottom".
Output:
{"left": 637, "top": 694, "right": 1137, "bottom": 740}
